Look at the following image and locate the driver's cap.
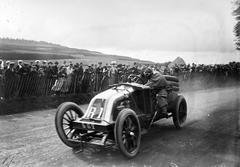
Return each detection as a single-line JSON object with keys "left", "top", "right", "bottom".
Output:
{"left": 144, "top": 67, "right": 153, "bottom": 75}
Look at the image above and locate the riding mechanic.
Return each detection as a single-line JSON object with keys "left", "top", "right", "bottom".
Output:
{"left": 144, "top": 67, "right": 168, "bottom": 117}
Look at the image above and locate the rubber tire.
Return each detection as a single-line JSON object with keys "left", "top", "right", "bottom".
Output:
{"left": 114, "top": 109, "right": 141, "bottom": 158}
{"left": 172, "top": 86, "right": 179, "bottom": 92}
{"left": 172, "top": 95, "right": 187, "bottom": 129}
{"left": 167, "top": 81, "right": 179, "bottom": 87}
{"left": 164, "top": 75, "right": 179, "bottom": 82}
{"left": 55, "top": 102, "right": 85, "bottom": 148}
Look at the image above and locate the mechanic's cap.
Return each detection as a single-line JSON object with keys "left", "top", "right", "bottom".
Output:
{"left": 144, "top": 67, "right": 153, "bottom": 75}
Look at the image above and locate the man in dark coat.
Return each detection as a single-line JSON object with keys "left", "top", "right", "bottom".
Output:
{"left": 95, "top": 62, "right": 103, "bottom": 92}
{"left": 4, "top": 62, "right": 17, "bottom": 98}
{"left": 81, "top": 65, "right": 93, "bottom": 93}
{"left": 144, "top": 67, "right": 168, "bottom": 117}
{"left": 44, "top": 62, "right": 56, "bottom": 95}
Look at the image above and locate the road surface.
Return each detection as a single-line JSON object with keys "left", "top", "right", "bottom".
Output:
{"left": 0, "top": 87, "right": 240, "bottom": 167}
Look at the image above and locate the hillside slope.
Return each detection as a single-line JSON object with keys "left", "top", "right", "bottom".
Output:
{"left": 0, "top": 38, "right": 153, "bottom": 65}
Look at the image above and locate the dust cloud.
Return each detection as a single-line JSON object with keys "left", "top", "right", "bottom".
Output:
{"left": 179, "top": 76, "right": 240, "bottom": 122}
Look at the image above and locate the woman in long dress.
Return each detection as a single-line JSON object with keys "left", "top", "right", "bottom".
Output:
{"left": 51, "top": 67, "right": 67, "bottom": 95}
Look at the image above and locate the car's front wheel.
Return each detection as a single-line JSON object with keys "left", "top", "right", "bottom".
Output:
{"left": 55, "top": 102, "right": 85, "bottom": 148}
{"left": 114, "top": 109, "right": 141, "bottom": 158}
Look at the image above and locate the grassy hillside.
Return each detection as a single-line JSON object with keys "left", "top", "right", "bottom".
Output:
{"left": 0, "top": 38, "right": 154, "bottom": 65}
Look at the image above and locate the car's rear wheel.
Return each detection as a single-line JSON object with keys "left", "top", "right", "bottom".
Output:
{"left": 114, "top": 109, "right": 141, "bottom": 158}
{"left": 55, "top": 102, "right": 85, "bottom": 148}
{"left": 172, "top": 95, "right": 187, "bottom": 129}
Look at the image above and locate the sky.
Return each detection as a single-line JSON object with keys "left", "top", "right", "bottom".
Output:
{"left": 0, "top": 0, "right": 239, "bottom": 64}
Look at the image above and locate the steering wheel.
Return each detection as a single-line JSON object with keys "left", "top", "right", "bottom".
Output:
{"left": 128, "top": 74, "right": 145, "bottom": 84}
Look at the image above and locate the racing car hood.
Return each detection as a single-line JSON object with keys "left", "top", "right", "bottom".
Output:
{"left": 82, "top": 83, "right": 147, "bottom": 123}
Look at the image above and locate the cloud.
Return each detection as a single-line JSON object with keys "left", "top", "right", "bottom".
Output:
{"left": 0, "top": 0, "right": 237, "bottom": 64}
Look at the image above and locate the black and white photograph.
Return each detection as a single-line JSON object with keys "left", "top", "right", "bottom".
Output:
{"left": 0, "top": 0, "right": 240, "bottom": 166}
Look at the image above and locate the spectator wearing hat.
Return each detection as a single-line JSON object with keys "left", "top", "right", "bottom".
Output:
{"left": 4, "top": 61, "right": 10, "bottom": 71}
{"left": 65, "top": 62, "right": 74, "bottom": 93}
{"left": 71, "top": 64, "right": 80, "bottom": 93}
{"left": 52, "top": 61, "right": 59, "bottom": 77}
{"left": 122, "top": 64, "right": 130, "bottom": 82}
{"left": 5, "top": 62, "right": 16, "bottom": 76}
{"left": 35, "top": 60, "right": 40, "bottom": 70}
{"left": 17, "top": 62, "right": 30, "bottom": 76}
{"left": 109, "top": 61, "right": 118, "bottom": 85}
{"left": 38, "top": 67, "right": 45, "bottom": 77}
{"left": 61, "top": 60, "right": 67, "bottom": 68}
{"left": 116, "top": 64, "right": 124, "bottom": 83}
{"left": 129, "top": 62, "right": 139, "bottom": 75}
{"left": 0, "top": 59, "right": 4, "bottom": 76}
{"left": 81, "top": 64, "right": 93, "bottom": 93}
{"left": 28, "top": 66, "right": 39, "bottom": 96}
{"left": 16, "top": 60, "right": 23, "bottom": 73}
{"left": 44, "top": 62, "right": 56, "bottom": 95}
{"left": 66, "top": 62, "right": 73, "bottom": 75}
{"left": 100, "top": 65, "right": 111, "bottom": 91}
{"left": 4, "top": 62, "right": 17, "bottom": 98}
{"left": 95, "top": 62, "right": 103, "bottom": 92}
{"left": 17, "top": 62, "right": 30, "bottom": 97}
{"left": 74, "top": 62, "right": 84, "bottom": 93}
{"left": 78, "top": 62, "right": 84, "bottom": 76}
{"left": 52, "top": 67, "right": 67, "bottom": 96}
{"left": 41, "top": 60, "right": 47, "bottom": 71}
{"left": 28, "top": 61, "right": 34, "bottom": 69}
{"left": 0, "top": 59, "right": 4, "bottom": 98}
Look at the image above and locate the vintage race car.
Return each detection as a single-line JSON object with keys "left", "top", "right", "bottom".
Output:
{"left": 55, "top": 75, "right": 187, "bottom": 158}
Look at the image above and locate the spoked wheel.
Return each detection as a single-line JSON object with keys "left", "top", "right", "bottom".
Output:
{"left": 114, "top": 109, "right": 141, "bottom": 158}
{"left": 55, "top": 102, "right": 86, "bottom": 148}
{"left": 172, "top": 95, "right": 187, "bottom": 129}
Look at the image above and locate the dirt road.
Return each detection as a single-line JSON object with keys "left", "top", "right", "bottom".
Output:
{"left": 0, "top": 87, "right": 240, "bottom": 167}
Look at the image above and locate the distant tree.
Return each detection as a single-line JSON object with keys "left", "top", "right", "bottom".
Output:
{"left": 232, "top": 0, "right": 240, "bottom": 50}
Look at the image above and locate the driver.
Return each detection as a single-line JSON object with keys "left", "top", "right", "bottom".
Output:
{"left": 130, "top": 65, "right": 148, "bottom": 84}
{"left": 144, "top": 67, "right": 168, "bottom": 116}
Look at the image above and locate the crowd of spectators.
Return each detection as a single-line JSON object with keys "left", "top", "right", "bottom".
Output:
{"left": 170, "top": 62, "right": 240, "bottom": 86}
{"left": 0, "top": 59, "right": 240, "bottom": 99}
